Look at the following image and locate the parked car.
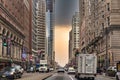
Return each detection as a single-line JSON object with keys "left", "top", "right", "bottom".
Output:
{"left": 67, "top": 67, "right": 75, "bottom": 74}
{"left": 107, "top": 66, "right": 117, "bottom": 71}
{"left": 26, "top": 66, "right": 35, "bottom": 73}
{"left": 36, "top": 67, "right": 40, "bottom": 72}
{"left": 49, "top": 67, "right": 54, "bottom": 71}
{"left": 0, "top": 67, "right": 21, "bottom": 79}
{"left": 14, "top": 65, "right": 24, "bottom": 75}
{"left": 106, "top": 66, "right": 117, "bottom": 77}
{"left": 57, "top": 68, "right": 65, "bottom": 73}
{"left": 116, "top": 72, "right": 120, "bottom": 80}
{"left": 36, "top": 63, "right": 40, "bottom": 72}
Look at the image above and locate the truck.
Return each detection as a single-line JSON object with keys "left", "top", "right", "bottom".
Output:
{"left": 38, "top": 60, "right": 49, "bottom": 72}
{"left": 75, "top": 54, "right": 97, "bottom": 80}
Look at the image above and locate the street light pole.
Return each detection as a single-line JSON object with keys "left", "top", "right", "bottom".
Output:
{"left": 105, "top": 28, "right": 108, "bottom": 71}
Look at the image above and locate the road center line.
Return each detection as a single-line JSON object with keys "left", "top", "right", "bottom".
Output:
{"left": 68, "top": 75, "right": 74, "bottom": 80}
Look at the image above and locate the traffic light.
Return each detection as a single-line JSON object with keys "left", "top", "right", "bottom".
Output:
{"left": 3, "top": 39, "right": 7, "bottom": 46}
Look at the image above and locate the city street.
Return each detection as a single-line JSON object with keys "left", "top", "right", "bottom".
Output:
{"left": 45, "top": 73, "right": 77, "bottom": 80}
{"left": 45, "top": 72, "right": 116, "bottom": 80}
{"left": 0, "top": 0, "right": 120, "bottom": 80}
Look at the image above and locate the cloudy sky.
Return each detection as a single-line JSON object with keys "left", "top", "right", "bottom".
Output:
{"left": 55, "top": 0, "right": 79, "bottom": 67}
{"left": 55, "top": 0, "right": 79, "bottom": 26}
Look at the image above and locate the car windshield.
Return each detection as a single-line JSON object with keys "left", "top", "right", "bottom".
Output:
{"left": 69, "top": 69, "right": 75, "bottom": 71}
{"left": 58, "top": 68, "right": 64, "bottom": 70}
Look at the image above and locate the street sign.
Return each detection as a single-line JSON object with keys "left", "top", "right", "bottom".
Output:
{"left": 29, "top": 55, "right": 33, "bottom": 61}
{"left": 38, "top": 50, "right": 41, "bottom": 54}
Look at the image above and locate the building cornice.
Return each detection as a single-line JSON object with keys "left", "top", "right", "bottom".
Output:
{"left": 0, "top": 4, "right": 24, "bottom": 30}
{"left": 0, "top": 16, "right": 25, "bottom": 38}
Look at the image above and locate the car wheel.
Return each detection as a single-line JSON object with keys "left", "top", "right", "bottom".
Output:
{"left": 19, "top": 74, "right": 22, "bottom": 78}
{"left": 116, "top": 75, "right": 119, "bottom": 80}
{"left": 91, "top": 77, "right": 94, "bottom": 80}
{"left": 13, "top": 74, "right": 17, "bottom": 79}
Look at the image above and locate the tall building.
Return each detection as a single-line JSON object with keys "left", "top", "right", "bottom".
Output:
{"left": 31, "top": 0, "right": 38, "bottom": 63}
{"left": 0, "top": 0, "right": 32, "bottom": 69}
{"left": 69, "top": 30, "right": 72, "bottom": 60}
{"left": 79, "top": 0, "right": 86, "bottom": 53}
{"left": 79, "top": 0, "right": 120, "bottom": 69}
{"left": 69, "top": 12, "right": 80, "bottom": 63}
{"left": 37, "top": 0, "right": 46, "bottom": 60}
{"left": 72, "top": 12, "right": 80, "bottom": 58}
{"left": 46, "top": 0, "right": 55, "bottom": 66}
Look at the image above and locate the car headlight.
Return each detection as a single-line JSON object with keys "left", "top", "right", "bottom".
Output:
{"left": 10, "top": 72, "right": 14, "bottom": 75}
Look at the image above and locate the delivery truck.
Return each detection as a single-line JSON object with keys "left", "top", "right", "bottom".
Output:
{"left": 38, "top": 60, "right": 49, "bottom": 72}
{"left": 75, "top": 54, "right": 97, "bottom": 80}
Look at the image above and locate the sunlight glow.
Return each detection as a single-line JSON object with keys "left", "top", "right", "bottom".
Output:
{"left": 55, "top": 26, "right": 71, "bottom": 67}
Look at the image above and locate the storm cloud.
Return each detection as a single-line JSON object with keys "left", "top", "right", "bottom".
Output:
{"left": 55, "top": 0, "right": 79, "bottom": 27}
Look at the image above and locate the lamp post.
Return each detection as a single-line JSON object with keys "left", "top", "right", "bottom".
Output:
{"left": 105, "top": 28, "right": 108, "bottom": 71}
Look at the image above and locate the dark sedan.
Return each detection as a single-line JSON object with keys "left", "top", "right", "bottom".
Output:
{"left": 57, "top": 68, "right": 65, "bottom": 73}
{"left": 0, "top": 67, "right": 21, "bottom": 79}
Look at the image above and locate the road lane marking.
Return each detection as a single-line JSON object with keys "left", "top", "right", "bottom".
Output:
{"left": 68, "top": 75, "right": 74, "bottom": 80}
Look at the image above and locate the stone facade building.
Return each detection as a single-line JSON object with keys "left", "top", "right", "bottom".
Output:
{"left": 36, "top": 0, "right": 46, "bottom": 60}
{"left": 79, "top": 0, "right": 120, "bottom": 69}
{"left": 69, "top": 12, "right": 80, "bottom": 67}
{"left": 31, "top": 0, "right": 38, "bottom": 64}
{"left": 0, "top": 0, "right": 32, "bottom": 69}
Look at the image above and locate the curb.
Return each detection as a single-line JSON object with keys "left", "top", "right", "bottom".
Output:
{"left": 42, "top": 74, "right": 53, "bottom": 80}
{"left": 101, "top": 75, "right": 116, "bottom": 80}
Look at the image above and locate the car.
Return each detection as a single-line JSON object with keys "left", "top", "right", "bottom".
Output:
{"left": 57, "top": 68, "right": 65, "bottom": 73}
{"left": 26, "top": 66, "right": 36, "bottom": 73}
{"left": 49, "top": 67, "right": 54, "bottom": 71}
{"left": 106, "top": 66, "right": 117, "bottom": 77}
{"left": 67, "top": 67, "right": 76, "bottom": 74}
{"left": 14, "top": 65, "right": 24, "bottom": 75}
{"left": 35, "top": 63, "right": 40, "bottom": 72}
{"left": 0, "top": 67, "right": 21, "bottom": 79}
{"left": 38, "top": 64, "right": 49, "bottom": 73}
{"left": 36, "top": 67, "right": 40, "bottom": 72}
{"left": 107, "top": 66, "right": 117, "bottom": 71}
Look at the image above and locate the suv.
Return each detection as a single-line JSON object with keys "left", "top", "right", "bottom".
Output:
{"left": 14, "top": 65, "right": 24, "bottom": 75}
{"left": 106, "top": 66, "right": 117, "bottom": 77}
{"left": 107, "top": 66, "right": 117, "bottom": 71}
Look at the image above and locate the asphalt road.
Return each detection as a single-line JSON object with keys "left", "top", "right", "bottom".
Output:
{"left": 16, "top": 72, "right": 53, "bottom": 80}
{"left": 45, "top": 73, "right": 77, "bottom": 80}
{"left": 45, "top": 72, "right": 116, "bottom": 80}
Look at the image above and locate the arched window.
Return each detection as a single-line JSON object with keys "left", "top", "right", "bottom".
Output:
{"left": 2, "top": 28, "right": 6, "bottom": 35}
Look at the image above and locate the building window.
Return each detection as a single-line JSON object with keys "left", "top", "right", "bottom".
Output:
{"left": 107, "top": 17, "right": 110, "bottom": 26}
{"left": 102, "top": 23, "right": 104, "bottom": 29}
{"left": 1, "top": 0, "right": 4, "bottom": 4}
{"left": 102, "top": 15, "right": 104, "bottom": 18}
{"left": 107, "top": 3, "right": 110, "bottom": 11}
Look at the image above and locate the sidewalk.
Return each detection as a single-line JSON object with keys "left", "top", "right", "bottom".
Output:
{"left": 96, "top": 74, "right": 116, "bottom": 80}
